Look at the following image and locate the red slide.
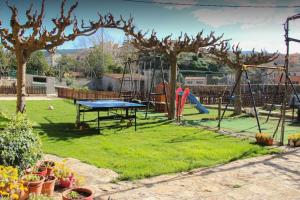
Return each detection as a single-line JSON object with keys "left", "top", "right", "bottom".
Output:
{"left": 179, "top": 88, "right": 190, "bottom": 115}
{"left": 176, "top": 87, "right": 183, "bottom": 116}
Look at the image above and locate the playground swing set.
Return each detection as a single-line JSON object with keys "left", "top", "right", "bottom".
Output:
{"left": 119, "top": 55, "right": 211, "bottom": 121}
{"left": 218, "top": 13, "right": 300, "bottom": 145}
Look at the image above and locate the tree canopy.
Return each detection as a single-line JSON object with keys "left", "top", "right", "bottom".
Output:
{"left": 26, "top": 51, "right": 50, "bottom": 75}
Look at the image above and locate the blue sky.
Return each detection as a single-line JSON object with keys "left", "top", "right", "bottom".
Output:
{"left": 1, "top": 0, "right": 300, "bottom": 53}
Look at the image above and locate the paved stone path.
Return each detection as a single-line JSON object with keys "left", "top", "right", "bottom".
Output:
{"left": 47, "top": 148, "right": 300, "bottom": 200}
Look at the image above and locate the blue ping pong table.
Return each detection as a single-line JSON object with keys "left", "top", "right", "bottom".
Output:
{"left": 75, "top": 100, "right": 145, "bottom": 133}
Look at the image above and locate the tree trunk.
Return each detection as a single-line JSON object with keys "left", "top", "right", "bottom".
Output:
{"left": 168, "top": 54, "right": 177, "bottom": 120}
{"left": 16, "top": 51, "right": 27, "bottom": 113}
{"left": 234, "top": 68, "right": 242, "bottom": 115}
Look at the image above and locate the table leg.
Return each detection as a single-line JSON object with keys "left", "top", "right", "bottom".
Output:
{"left": 135, "top": 109, "right": 137, "bottom": 131}
{"left": 76, "top": 104, "right": 80, "bottom": 125}
{"left": 98, "top": 111, "right": 100, "bottom": 134}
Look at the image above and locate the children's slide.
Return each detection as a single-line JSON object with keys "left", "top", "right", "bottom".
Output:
{"left": 188, "top": 93, "right": 209, "bottom": 114}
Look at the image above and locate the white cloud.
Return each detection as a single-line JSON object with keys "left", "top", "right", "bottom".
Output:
{"left": 152, "top": 0, "right": 197, "bottom": 10}
{"left": 192, "top": 7, "right": 296, "bottom": 30}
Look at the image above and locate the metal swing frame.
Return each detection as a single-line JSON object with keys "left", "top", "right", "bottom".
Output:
{"left": 219, "top": 13, "right": 300, "bottom": 145}
{"left": 144, "top": 56, "right": 169, "bottom": 119}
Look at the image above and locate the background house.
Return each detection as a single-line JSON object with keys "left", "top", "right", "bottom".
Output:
{"left": 89, "top": 73, "right": 145, "bottom": 92}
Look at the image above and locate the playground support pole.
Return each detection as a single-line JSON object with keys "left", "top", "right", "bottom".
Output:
{"left": 245, "top": 70, "right": 262, "bottom": 133}
{"left": 287, "top": 75, "right": 300, "bottom": 104}
{"left": 217, "top": 97, "right": 222, "bottom": 130}
{"left": 145, "top": 61, "right": 156, "bottom": 119}
{"left": 159, "top": 56, "right": 169, "bottom": 115}
{"left": 128, "top": 59, "right": 135, "bottom": 99}
{"left": 280, "top": 20, "right": 290, "bottom": 146}
{"left": 119, "top": 61, "right": 127, "bottom": 98}
{"left": 219, "top": 69, "right": 243, "bottom": 124}
{"left": 266, "top": 72, "right": 284, "bottom": 122}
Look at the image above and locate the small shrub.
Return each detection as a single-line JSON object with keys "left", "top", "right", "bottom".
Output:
{"left": 54, "top": 159, "right": 85, "bottom": 186}
{"left": 288, "top": 133, "right": 300, "bottom": 141}
{"left": 65, "top": 77, "right": 74, "bottom": 86}
{"left": 0, "top": 165, "right": 26, "bottom": 199}
{"left": 255, "top": 133, "right": 272, "bottom": 140}
{"left": 22, "top": 174, "right": 41, "bottom": 182}
{"left": 67, "top": 191, "right": 80, "bottom": 199}
{"left": 0, "top": 114, "right": 42, "bottom": 171}
{"left": 0, "top": 111, "right": 10, "bottom": 129}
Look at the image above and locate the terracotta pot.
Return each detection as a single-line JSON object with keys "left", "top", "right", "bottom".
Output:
{"left": 22, "top": 175, "right": 45, "bottom": 199}
{"left": 62, "top": 187, "right": 94, "bottom": 200}
{"left": 32, "top": 167, "right": 47, "bottom": 177}
{"left": 265, "top": 138, "right": 273, "bottom": 146}
{"left": 41, "top": 176, "right": 57, "bottom": 196}
{"left": 289, "top": 139, "right": 300, "bottom": 147}
{"left": 19, "top": 190, "right": 26, "bottom": 200}
{"left": 295, "top": 140, "right": 300, "bottom": 147}
{"left": 60, "top": 178, "right": 74, "bottom": 188}
{"left": 255, "top": 137, "right": 262, "bottom": 144}
{"left": 41, "top": 161, "right": 55, "bottom": 176}
{"left": 288, "top": 139, "right": 295, "bottom": 147}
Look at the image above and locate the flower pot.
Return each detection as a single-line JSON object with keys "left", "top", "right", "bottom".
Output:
{"left": 290, "top": 139, "right": 300, "bottom": 147}
{"left": 19, "top": 190, "right": 27, "bottom": 200}
{"left": 288, "top": 139, "right": 295, "bottom": 147}
{"left": 29, "top": 166, "right": 47, "bottom": 177}
{"left": 41, "top": 161, "right": 55, "bottom": 176}
{"left": 255, "top": 137, "right": 262, "bottom": 144}
{"left": 22, "top": 175, "right": 45, "bottom": 199}
{"left": 62, "top": 187, "right": 94, "bottom": 200}
{"left": 265, "top": 138, "right": 273, "bottom": 146}
{"left": 59, "top": 178, "right": 74, "bottom": 188}
{"left": 41, "top": 176, "right": 56, "bottom": 196}
{"left": 295, "top": 140, "right": 300, "bottom": 147}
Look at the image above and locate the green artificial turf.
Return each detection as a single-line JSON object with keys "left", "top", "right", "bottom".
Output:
{"left": 181, "top": 106, "right": 300, "bottom": 143}
{"left": 0, "top": 100, "right": 279, "bottom": 180}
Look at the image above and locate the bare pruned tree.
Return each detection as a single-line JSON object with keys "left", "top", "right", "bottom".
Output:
{"left": 0, "top": 0, "right": 127, "bottom": 112}
{"left": 210, "top": 42, "right": 278, "bottom": 114}
{"left": 121, "top": 20, "right": 226, "bottom": 119}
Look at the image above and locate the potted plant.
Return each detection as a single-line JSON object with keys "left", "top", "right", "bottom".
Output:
{"left": 53, "top": 160, "right": 75, "bottom": 188}
{"left": 22, "top": 174, "right": 45, "bottom": 199}
{"left": 0, "top": 165, "right": 26, "bottom": 200}
{"left": 288, "top": 133, "right": 300, "bottom": 147}
{"left": 255, "top": 133, "right": 263, "bottom": 143}
{"left": 26, "top": 166, "right": 47, "bottom": 177}
{"left": 62, "top": 188, "right": 93, "bottom": 200}
{"left": 41, "top": 176, "right": 57, "bottom": 196}
{"left": 255, "top": 133, "right": 273, "bottom": 146}
{"left": 40, "top": 161, "right": 55, "bottom": 176}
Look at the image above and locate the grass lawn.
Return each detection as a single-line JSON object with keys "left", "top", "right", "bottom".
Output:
{"left": 0, "top": 99, "right": 279, "bottom": 180}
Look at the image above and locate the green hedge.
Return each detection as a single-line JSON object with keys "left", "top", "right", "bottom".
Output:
{"left": 0, "top": 114, "right": 42, "bottom": 171}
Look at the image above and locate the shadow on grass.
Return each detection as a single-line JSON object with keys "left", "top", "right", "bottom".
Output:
{"left": 288, "top": 121, "right": 300, "bottom": 127}
{"left": 35, "top": 116, "right": 172, "bottom": 141}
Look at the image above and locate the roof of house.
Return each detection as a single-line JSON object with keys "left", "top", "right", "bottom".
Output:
{"left": 104, "top": 73, "right": 144, "bottom": 80}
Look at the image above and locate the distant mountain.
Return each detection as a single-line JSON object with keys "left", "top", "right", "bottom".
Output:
{"left": 265, "top": 53, "right": 300, "bottom": 71}
{"left": 56, "top": 49, "right": 87, "bottom": 55}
